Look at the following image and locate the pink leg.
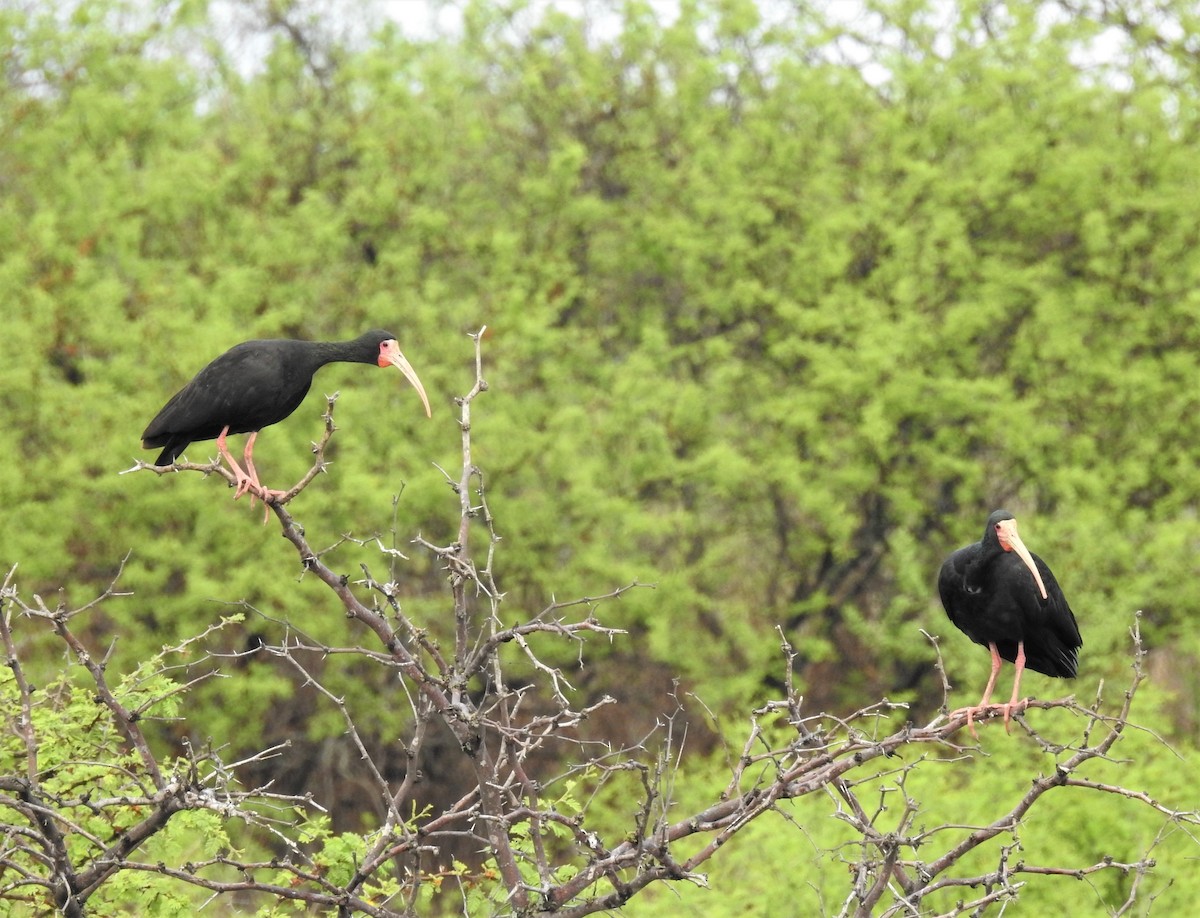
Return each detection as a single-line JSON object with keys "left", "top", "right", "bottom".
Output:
{"left": 240, "top": 431, "right": 289, "bottom": 522}
{"left": 978, "top": 643, "right": 1003, "bottom": 708}
{"left": 952, "top": 643, "right": 1004, "bottom": 738}
{"left": 216, "top": 426, "right": 255, "bottom": 497}
{"left": 214, "top": 428, "right": 285, "bottom": 522}
{"left": 242, "top": 432, "right": 288, "bottom": 501}
{"left": 999, "top": 641, "right": 1029, "bottom": 733}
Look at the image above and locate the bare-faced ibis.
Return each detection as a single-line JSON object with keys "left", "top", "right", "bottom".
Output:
{"left": 142, "top": 329, "right": 431, "bottom": 503}
{"left": 938, "top": 510, "right": 1081, "bottom": 736}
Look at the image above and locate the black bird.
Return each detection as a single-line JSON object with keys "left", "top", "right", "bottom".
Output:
{"left": 938, "top": 509, "right": 1081, "bottom": 736}
{"left": 142, "top": 330, "right": 431, "bottom": 502}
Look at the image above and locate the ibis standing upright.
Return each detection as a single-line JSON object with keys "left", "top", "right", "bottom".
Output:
{"left": 938, "top": 509, "right": 1081, "bottom": 735}
{"left": 142, "top": 329, "right": 431, "bottom": 503}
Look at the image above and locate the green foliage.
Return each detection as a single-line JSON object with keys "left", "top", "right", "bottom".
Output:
{"left": 5, "top": 0, "right": 1200, "bottom": 714}
{"left": 626, "top": 686, "right": 1195, "bottom": 916}
{"left": 0, "top": 611, "right": 237, "bottom": 915}
{"left": 92, "top": 809, "right": 233, "bottom": 918}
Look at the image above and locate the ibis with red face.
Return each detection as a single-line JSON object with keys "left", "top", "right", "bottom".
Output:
{"left": 937, "top": 509, "right": 1081, "bottom": 736}
{"left": 142, "top": 330, "right": 431, "bottom": 502}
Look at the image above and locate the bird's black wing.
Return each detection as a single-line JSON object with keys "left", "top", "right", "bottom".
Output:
{"left": 1001, "top": 553, "right": 1080, "bottom": 678}
{"left": 938, "top": 546, "right": 986, "bottom": 644}
{"left": 142, "top": 343, "right": 288, "bottom": 457}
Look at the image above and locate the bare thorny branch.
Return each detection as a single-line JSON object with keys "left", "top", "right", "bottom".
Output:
{"left": 0, "top": 566, "right": 314, "bottom": 915}
{"left": 4, "top": 328, "right": 1196, "bottom": 915}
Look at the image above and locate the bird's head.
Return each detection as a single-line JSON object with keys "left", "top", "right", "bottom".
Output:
{"left": 988, "top": 510, "right": 1048, "bottom": 601}
{"left": 367, "top": 332, "right": 431, "bottom": 418}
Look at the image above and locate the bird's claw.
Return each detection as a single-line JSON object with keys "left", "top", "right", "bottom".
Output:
{"left": 241, "top": 484, "right": 288, "bottom": 523}
{"left": 950, "top": 704, "right": 986, "bottom": 739}
{"left": 951, "top": 699, "right": 1030, "bottom": 738}
{"left": 999, "top": 698, "right": 1029, "bottom": 733}
{"left": 221, "top": 455, "right": 257, "bottom": 500}
{"left": 222, "top": 453, "right": 285, "bottom": 519}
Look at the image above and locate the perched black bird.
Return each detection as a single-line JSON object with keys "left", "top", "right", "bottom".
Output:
{"left": 938, "top": 509, "right": 1081, "bottom": 735}
{"left": 142, "top": 330, "right": 430, "bottom": 501}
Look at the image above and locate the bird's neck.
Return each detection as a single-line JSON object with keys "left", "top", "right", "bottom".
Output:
{"left": 306, "top": 339, "right": 371, "bottom": 369}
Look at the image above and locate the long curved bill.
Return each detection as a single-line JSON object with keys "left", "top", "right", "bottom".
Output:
{"left": 997, "top": 519, "right": 1048, "bottom": 600}
{"left": 382, "top": 341, "right": 432, "bottom": 418}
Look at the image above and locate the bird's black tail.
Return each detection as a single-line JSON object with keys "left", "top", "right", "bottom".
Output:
{"left": 144, "top": 437, "right": 187, "bottom": 467}
{"left": 998, "top": 639, "right": 1079, "bottom": 679}
{"left": 1028, "top": 643, "right": 1079, "bottom": 679}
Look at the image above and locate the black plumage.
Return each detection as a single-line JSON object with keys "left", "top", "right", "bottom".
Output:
{"left": 938, "top": 509, "right": 1081, "bottom": 734}
{"left": 142, "top": 329, "right": 430, "bottom": 501}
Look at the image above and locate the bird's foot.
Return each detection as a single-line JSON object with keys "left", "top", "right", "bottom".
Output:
{"left": 237, "top": 450, "right": 288, "bottom": 520}
{"left": 999, "top": 698, "right": 1030, "bottom": 733}
{"left": 951, "top": 700, "right": 1029, "bottom": 738}
{"left": 221, "top": 458, "right": 257, "bottom": 499}
{"left": 951, "top": 703, "right": 1005, "bottom": 739}
{"left": 950, "top": 703, "right": 989, "bottom": 739}
{"left": 242, "top": 484, "right": 288, "bottom": 523}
